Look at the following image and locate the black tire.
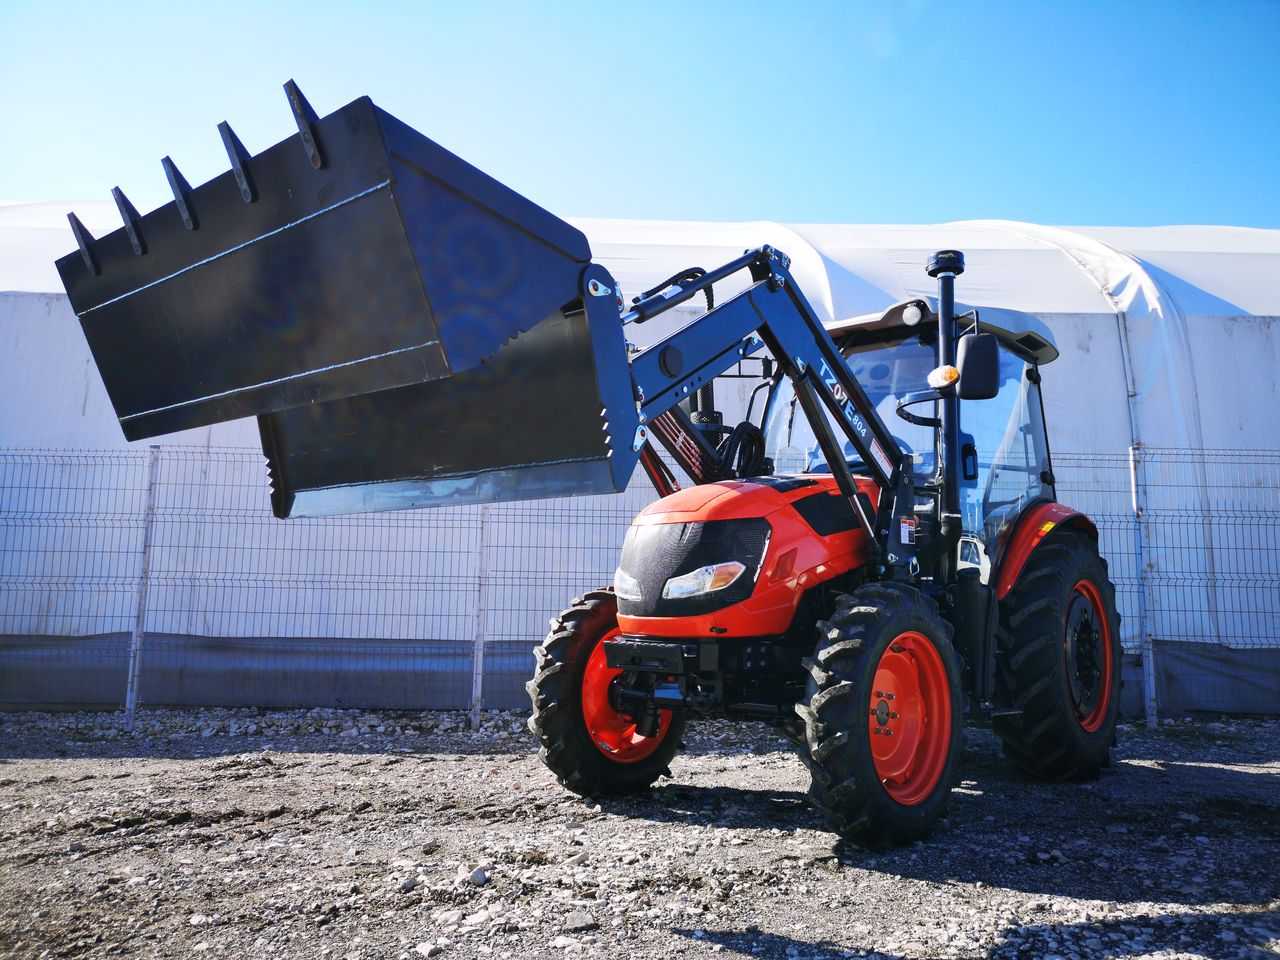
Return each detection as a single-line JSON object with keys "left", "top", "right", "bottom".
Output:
{"left": 993, "top": 529, "right": 1122, "bottom": 781}
{"left": 795, "top": 582, "right": 963, "bottom": 847}
{"left": 526, "top": 589, "right": 685, "bottom": 796}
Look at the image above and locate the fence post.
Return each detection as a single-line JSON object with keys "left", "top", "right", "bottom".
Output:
{"left": 123, "top": 445, "right": 161, "bottom": 732}
{"left": 469, "top": 504, "right": 491, "bottom": 728}
{"left": 1129, "top": 444, "right": 1158, "bottom": 728}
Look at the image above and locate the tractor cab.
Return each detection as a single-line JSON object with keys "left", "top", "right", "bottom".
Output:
{"left": 763, "top": 299, "right": 1061, "bottom": 586}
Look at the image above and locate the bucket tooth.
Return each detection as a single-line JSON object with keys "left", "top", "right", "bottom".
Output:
{"left": 218, "top": 121, "right": 256, "bottom": 203}
{"left": 111, "top": 187, "right": 146, "bottom": 255}
{"left": 161, "top": 156, "right": 197, "bottom": 230}
{"left": 284, "top": 79, "right": 324, "bottom": 170}
{"left": 66, "top": 213, "right": 99, "bottom": 275}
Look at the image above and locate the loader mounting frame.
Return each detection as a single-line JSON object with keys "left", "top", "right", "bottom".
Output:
{"left": 607, "top": 245, "right": 921, "bottom": 575}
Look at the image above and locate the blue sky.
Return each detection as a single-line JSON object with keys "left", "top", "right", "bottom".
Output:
{"left": 1, "top": 0, "right": 1276, "bottom": 227}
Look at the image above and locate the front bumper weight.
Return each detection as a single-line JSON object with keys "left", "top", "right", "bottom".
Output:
{"left": 604, "top": 638, "right": 690, "bottom": 674}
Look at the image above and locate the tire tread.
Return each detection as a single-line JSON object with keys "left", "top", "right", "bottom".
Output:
{"left": 993, "top": 529, "right": 1122, "bottom": 782}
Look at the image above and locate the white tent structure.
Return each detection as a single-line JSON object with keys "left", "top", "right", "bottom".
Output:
{"left": 2, "top": 202, "right": 1277, "bottom": 715}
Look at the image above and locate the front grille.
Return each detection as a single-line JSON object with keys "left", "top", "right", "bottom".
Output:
{"left": 616, "top": 518, "right": 770, "bottom": 617}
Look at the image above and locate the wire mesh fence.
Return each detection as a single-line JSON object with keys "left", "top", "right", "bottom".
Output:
{"left": 1, "top": 446, "right": 1277, "bottom": 719}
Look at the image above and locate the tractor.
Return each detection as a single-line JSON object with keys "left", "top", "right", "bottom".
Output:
{"left": 56, "top": 83, "right": 1121, "bottom": 845}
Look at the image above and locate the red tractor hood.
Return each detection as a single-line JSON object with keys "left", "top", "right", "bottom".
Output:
{"left": 634, "top": 475, "right": 878, "bottom": 525}
{"left": 619, "top": 474, "right": 880, "bottom": 639}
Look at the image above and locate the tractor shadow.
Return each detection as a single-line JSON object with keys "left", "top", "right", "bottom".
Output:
{"left": 670, "top": 926, "right": 902, "bottom": 959}
{"left": 610, "top": 781, "right": 821, "bottom": 833}
{"left": 670, "top": 906, "right": 1280, "bottom": 959}
{"left": 856, "top": 725, "right": 1280, "bottom": 907}
{"left": 606, "top": 723, "right": 1280, "bottom": 908}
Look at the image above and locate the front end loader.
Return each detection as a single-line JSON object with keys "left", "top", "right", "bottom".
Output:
{"left": 57, "top": 83, "right": 1121, "bottom": 845}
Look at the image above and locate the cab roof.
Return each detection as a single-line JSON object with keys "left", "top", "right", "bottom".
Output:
{"left": 826, "top": 297, "right": 1060, "bottom": 365}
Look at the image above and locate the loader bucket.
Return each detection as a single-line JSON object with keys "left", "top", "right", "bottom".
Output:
{"left": 57, "top": 82, "right": 644, "bottom": 516}
{"left": 57, "top": 82, "right": 595, "bottom": 439}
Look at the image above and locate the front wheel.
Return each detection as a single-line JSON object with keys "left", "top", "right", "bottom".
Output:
{"left": 796, "top": 583, "right": 963, "bottom": 846}
{"left": 526, "top": 589, "right": 685, "bottom": 795}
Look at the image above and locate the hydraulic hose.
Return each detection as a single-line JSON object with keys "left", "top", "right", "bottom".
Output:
{"left": 716, "top": 422, "right": 767, "bottom": 480}
{"left": 637, "top": 266, "right": 723, "bottom": 438}
{"left": 636, "top": 267, "right": 715, "bottom": 312}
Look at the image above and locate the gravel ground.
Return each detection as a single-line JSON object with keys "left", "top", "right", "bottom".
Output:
{"left": 1, "top": 708, "right": 1277, "bottom": 960}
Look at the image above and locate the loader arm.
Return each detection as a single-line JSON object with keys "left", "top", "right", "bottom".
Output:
{"left": 614, "top": 246, "right": 916, "bottom": 569}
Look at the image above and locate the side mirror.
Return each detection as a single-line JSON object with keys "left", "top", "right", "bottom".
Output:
{"left": 957, "top": 332, "right": 1000, "bottom": 400}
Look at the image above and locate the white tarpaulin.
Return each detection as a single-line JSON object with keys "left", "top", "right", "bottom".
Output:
{"left": 6, "top": 204, "right": 1279, "bottom": 454}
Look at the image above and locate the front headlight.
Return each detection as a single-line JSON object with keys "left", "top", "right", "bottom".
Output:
{"left": 661, "top": 561, "right": 747, "bottom": 600}
{"left": 613, "top": 567, "right": 643, "bottom": 602}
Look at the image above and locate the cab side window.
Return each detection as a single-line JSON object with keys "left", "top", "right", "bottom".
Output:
{"left": 959, "top": 349, "right": 1053, "bottom": 571}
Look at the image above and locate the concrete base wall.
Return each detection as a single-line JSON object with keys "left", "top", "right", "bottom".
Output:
{"left": 5, "top": 634, "right": 1274, "bottom": 717}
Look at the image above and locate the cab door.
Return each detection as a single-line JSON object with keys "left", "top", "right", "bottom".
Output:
{"left": 957, "top": 347, "right": 1055, "bottom": 582}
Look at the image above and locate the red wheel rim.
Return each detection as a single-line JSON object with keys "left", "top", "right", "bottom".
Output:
{"left": 1064, "top": 579, "right": 1114, "bottom": 732}
{"left": 581, "top": 628, "right": 672, "bottom": 763}
{"left": 868, "top": 631, "right": 952, "bottom": 807}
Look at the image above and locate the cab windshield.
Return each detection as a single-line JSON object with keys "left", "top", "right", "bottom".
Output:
{"left": 763, "top": 330, "right": 939, "bottom": 477}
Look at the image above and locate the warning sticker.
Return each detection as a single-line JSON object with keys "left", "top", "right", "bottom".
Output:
{"left": 870, "top": 440, "right": 893, "bottom": 478}
{"left": 899, "top": 517, "right": 917, "bottom": 545}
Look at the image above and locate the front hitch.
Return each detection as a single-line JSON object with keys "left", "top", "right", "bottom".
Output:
{"left": 610, "top": 674, "right": 690, "bottom": 737}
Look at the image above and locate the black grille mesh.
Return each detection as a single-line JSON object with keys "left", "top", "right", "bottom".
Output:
{"left": 617, "top": 518, "right": 771, "bottom": 617}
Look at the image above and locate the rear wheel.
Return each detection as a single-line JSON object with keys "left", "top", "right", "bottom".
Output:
{"left": 526, "top": 589, "right": 685, "bottom": 795}
{"left": 993, "top": 529, "right": 1121, "bottom": 780}
{"left": 796, "top": 583, "right": 962, "bottom": 846}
